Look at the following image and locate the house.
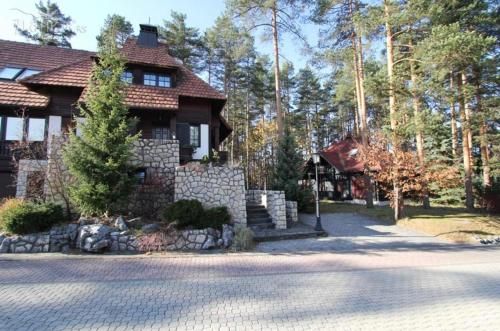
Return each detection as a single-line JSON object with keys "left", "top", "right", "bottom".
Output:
{"left": 304, "top": 135, "right": 387, "bottom": 203}
{"left": 0, "top": 24, "right": 231, "bottom": 200}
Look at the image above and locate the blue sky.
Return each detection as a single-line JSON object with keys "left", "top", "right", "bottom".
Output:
{"left": 0, "top": 0, "right": 319, "bottom": 72}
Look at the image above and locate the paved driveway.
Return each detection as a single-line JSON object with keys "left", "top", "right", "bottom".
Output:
{"left": 1, "top": 213, "right": 499, "bottom": 330}
{"left": 256, "top": 213, "right": 453, "bottom": 253}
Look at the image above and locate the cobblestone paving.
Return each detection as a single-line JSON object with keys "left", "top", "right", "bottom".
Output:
{"left": 1, "top": 213, "right": 499, "bottom": 330}
{"left": 1, "top": 247, "right": 500, "bottom": 331}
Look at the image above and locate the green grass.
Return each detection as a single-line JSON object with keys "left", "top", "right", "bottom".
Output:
{"left": 316, "top": 200, "right": 500, "bottom": 243}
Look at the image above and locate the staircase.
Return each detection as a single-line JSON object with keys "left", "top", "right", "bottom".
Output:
{"left": 246, "top": 203, "right": 274, "bottom": 231}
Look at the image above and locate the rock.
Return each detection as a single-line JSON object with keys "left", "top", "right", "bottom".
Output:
{"left": 120, "top": 230, "right": 130, "bottom": 235}
{"left": 201, "top": 236, "right": 216, "bottom": 250}
{"left": 222, "top": 224, "right": 234, "bottom": 248}
{"left": 0, "top": 233, "right": 5, "bottom": 245}
{"left": 141, "top": 223, "right": 160, "bottom": 234}
{"left": 92, "top": 239, "right": 109, "bottom": 252}
{"left": 115, "top": 216, "right": 128, "bottom": 231}
{"left": 217, "top": 239, "right": 224, "bottom": 247}
{"left": 77, "top": 224, "right": 113, "bottom": 253}
{"left": 0, "top": 238, "right": 11, "bottom": 253}
{"left": 78, "top": 216, "right": 91, "bottom": 226}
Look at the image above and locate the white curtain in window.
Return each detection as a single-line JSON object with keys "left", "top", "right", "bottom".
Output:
{"left": 28, "top": 118, "right": 46, "bottom": 141}
{"left": 5, "top": 117, "right": 24, "bottom": 141}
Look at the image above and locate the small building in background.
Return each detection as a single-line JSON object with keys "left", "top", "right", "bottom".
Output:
{"left": 303, "top": 135, "right": 387, "bottom": 203}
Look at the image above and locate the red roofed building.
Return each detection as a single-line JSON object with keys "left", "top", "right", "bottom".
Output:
{"left": 304, "top": 135, "right": 386, "bottom": 202}
{"left": 0, "top": 25, "right": 231, "bottom": 199}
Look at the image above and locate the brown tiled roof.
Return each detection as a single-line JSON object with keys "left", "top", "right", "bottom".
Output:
{"left": 123, "top": 85, "right": 178, "bottom": 109}
{"left": 175, "top": 66, "right": 226, "bottom": 100}
{"left": 20, "top": 59, "right": 93, "bottom": 87}
{"left": 0, "top": 81, "right": 49, "bottom": 108}
{"left": 0, "top": 39, "right": 94, "bottom": 70}
{"left": 121, "top": 38, "right": 179, "bottom": 68}
{"left": 0, "top": 38, "right": 226, "bottom": 111}
{"left": 319, "top": 136, "right": 381, "bottom": 173}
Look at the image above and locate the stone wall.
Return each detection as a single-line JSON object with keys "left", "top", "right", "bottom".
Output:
{"left": 128, "top": 139, "right": 179, "bottom": 217}
{"left": 286, "top": 201, "right": 298, "bottom": 225}
{"left": 40, "top": 136, "right": 179, "bottom": 217}
{"left": 246, "top": 190, "right": 287, "bottom": 229}
{"left": 175, "top": 165, "right": 247, "bottom": 225}
{"left": 16, "top": 159, "right": 47, "bottom": 198}
{"left": 0, "top": 223, "right": 77, "bottom": 253}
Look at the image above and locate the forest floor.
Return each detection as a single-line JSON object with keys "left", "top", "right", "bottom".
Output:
{"left": 319, "top": 201, "right": 500, "bottom": 244}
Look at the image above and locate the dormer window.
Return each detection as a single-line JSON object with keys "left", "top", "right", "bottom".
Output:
{"left": 144, "top": 73, "right": 156, "bottom": 86}
{"left": 158, "top": 75, "right": 171, "bottom": 87}
{"left": 143, "top": 72, "right": 171, "bottom": 87}
{"left": 121, "top": 71, "right": 133, "bottom": 84}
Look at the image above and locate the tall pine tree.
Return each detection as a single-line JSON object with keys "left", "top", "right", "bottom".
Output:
{"left": 14, "top": 0, "right": 75, "bottom": 48}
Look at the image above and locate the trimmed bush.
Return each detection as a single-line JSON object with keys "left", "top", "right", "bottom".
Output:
{"left": 0, "top": 199, "right": 63, "bottom": 235}
{"left": 163, "top": 199, "right": 204, "bottom": 229}
{"left": 163, "top": 200, "right": 232, "bottom": 230}
{"left": 202, "top": 206, "right": 231, "bottom": 229}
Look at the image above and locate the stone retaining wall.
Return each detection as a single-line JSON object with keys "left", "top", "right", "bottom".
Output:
{"left": 0, "top": 223, "right": 78, "bottom": 253}
{"left": 128, "top": 139, "right": 179, "bottom": 217}
{"left": 25, "top": 136, "right": 180, "bottom": 218}
{"left": 16, "top": 159, "right": 47, "bottom": 199}
{"left": 175, "top": 165, "right": 247, "bottom": 225}
{"left": 286, "top": 201, "right": 298, "bottom": 225}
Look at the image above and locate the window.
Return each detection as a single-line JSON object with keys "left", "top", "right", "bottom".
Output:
{"left": 152, "top": 127, "right": 171, "bottom": 140}
{"left": 189, "top": 125, "right": 200, "bottom": 147}
{"left": 28, "top": 118, "right": 46, "bottom": 141}
{"left": 5, "top": 117, "right": 24, "bottom": 141}
{"left": 0, "top": 67, "right": 23, "bottom": 80}
{"left": 121, "top": 71, "right": 133, "bottom": 84}
{"left": 135, "top": 168, "right": 147, "bottom": 184}
{"left": 158, "top": 75, "right": 171, "bottom": 87}
{"left": 144, "top": 73, "right": 157, "bottom": 86}
{"left": 17, "top": 69, "right": 41, "bottom": 80}
{"left": 143, "top": 73, "right": 171, "bottom": 87}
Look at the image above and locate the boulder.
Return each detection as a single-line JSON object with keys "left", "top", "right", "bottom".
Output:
{"left": 0, "top": 237, "right": 11, "bottom": 253}
{"left": 115, "top": 216, "right": 128, "bottom": 231}
{"left": 141, "top": 223, "right": 160, "bottom": 234}
{"left": 77, "top": 224, "right": 114, "bottom": 253}
{"left": 201, "top": 236, "right": 217, "bottom": 250}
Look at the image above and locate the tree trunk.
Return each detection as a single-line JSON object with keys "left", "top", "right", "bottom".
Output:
{"left": 473, "top": 67, "right": 491, "bottom": 189}
{"left": 246, "top": 89, "right": 250, "bottom": 189}
{"left": 271, "top": 3, "right": 284, "bottom": 138}
{"left": 350, "top": 0, "right": 373, "bottom": 208}
{"left": 462, "top": 73, "right": 473, "bottom": 160}
{"left": 457, "top": 73, "right": 474, "bottom": 210}
{"left": 384, "top": 0, "right": 404, "bottom": 221}
{"left": 449, "top": 73, "right": 459, "bottom": 160}
{"left": 409, "top": 41, "right": 429, "bottom": 209}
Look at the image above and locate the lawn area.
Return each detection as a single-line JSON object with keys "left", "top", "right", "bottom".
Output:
{"left": 318, "top": 201, "right": 500, "bottom": 244}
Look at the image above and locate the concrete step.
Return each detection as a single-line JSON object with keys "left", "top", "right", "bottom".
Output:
{"left": 247, "top": 216, "right": 273, "bottom": 224}
{"left": 248, "top": 222, "right": 275, "bottom": 231}
{"left": 253, "top": 223, "right": 327, "bottom": 242}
